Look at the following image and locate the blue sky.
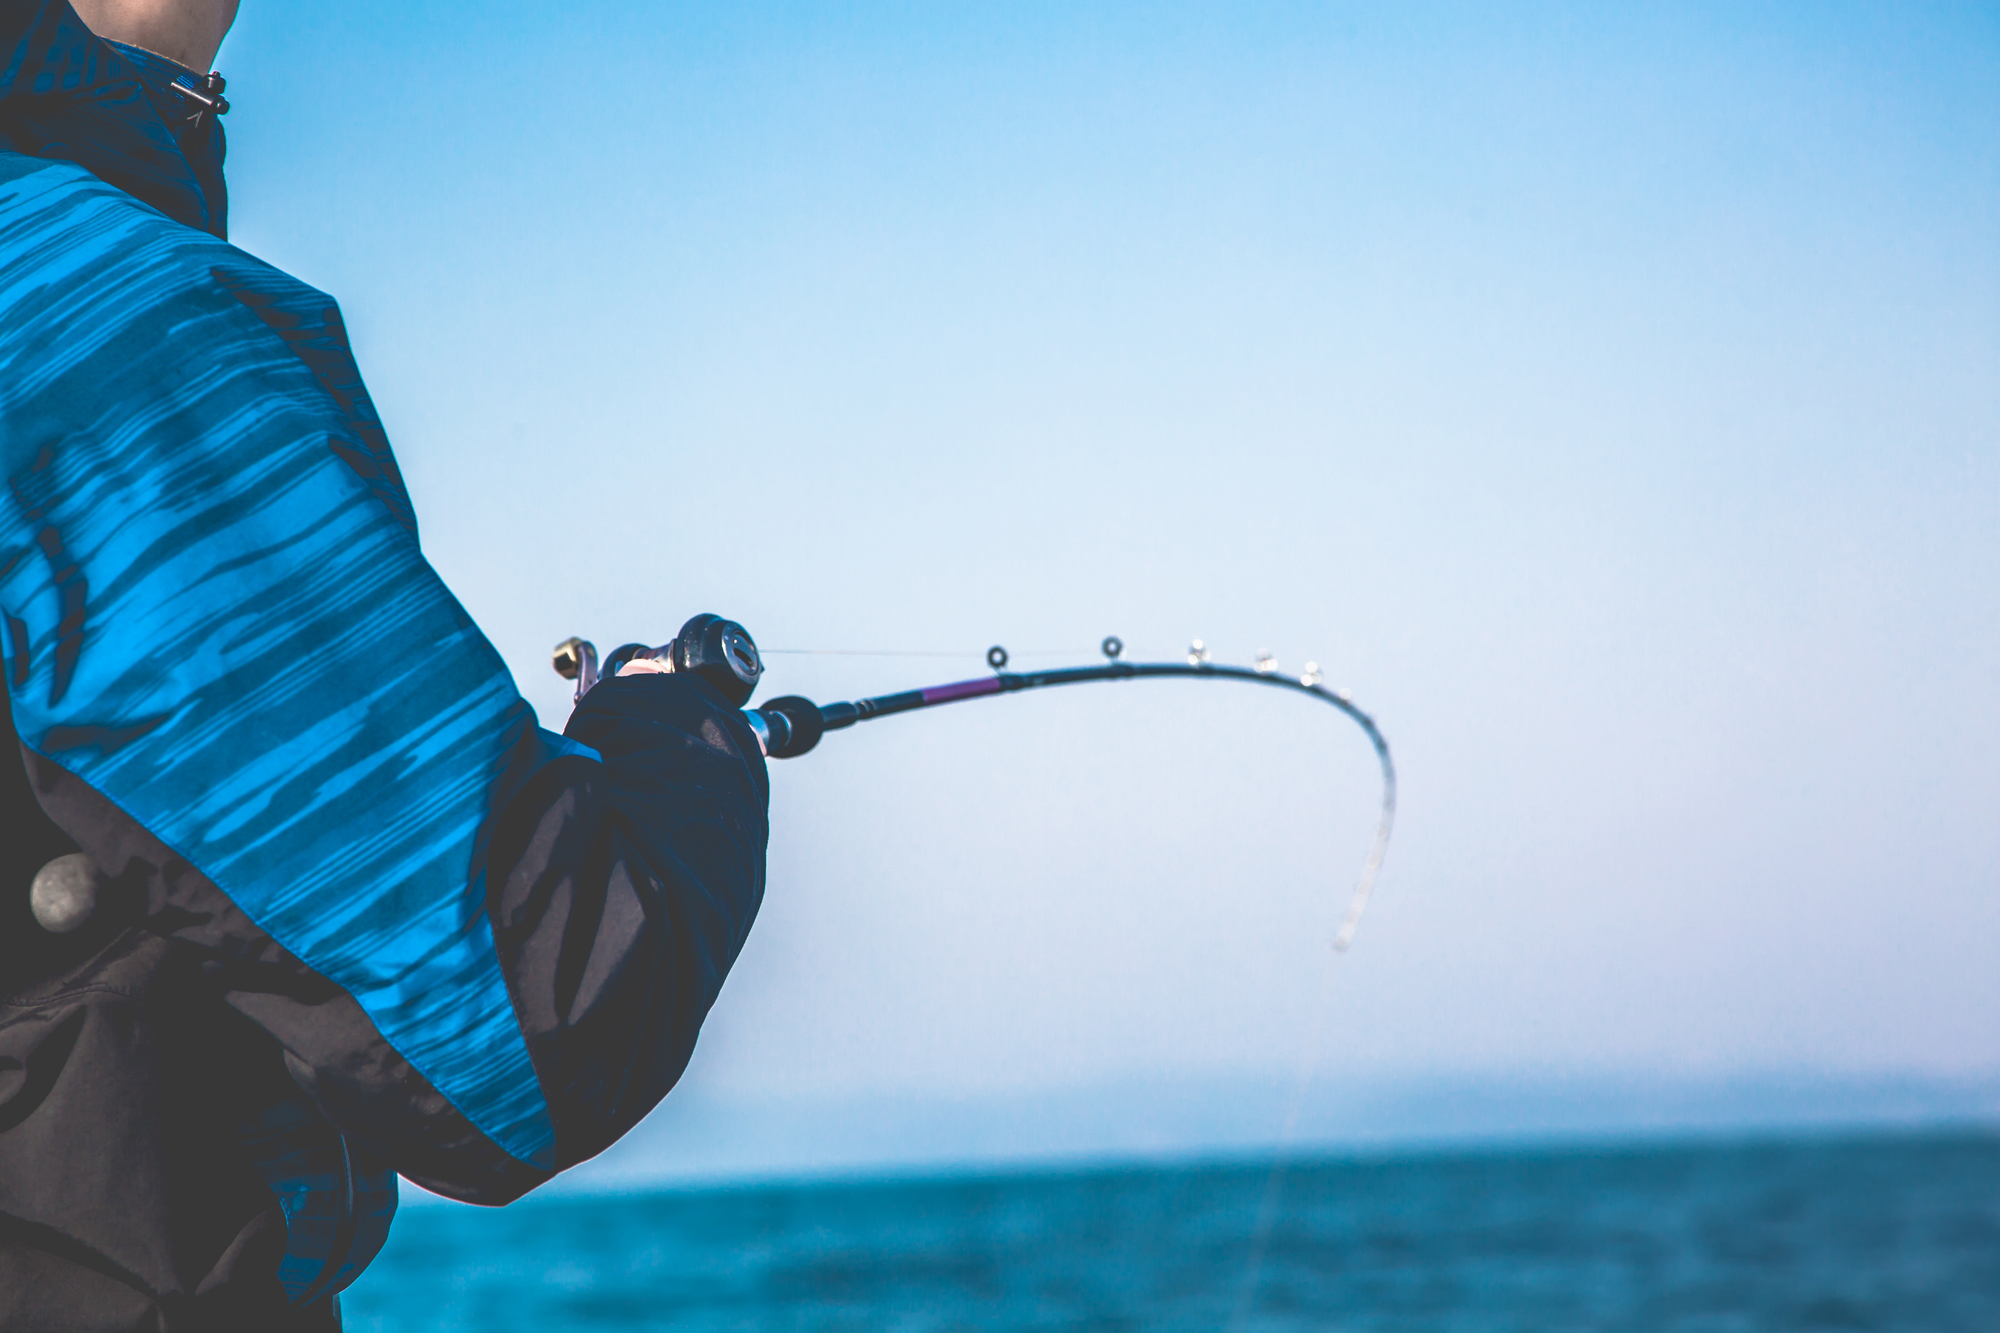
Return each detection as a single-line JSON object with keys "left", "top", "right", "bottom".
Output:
{"left": 214, "top": 1, "right": 1996, "bottom": 1176}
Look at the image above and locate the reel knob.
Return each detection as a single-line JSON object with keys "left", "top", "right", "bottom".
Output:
{"left": 552, "top": 636, "right": 600, "bottom": 700}
{"left": 552, "top": 636, "right": 595, "bottom": 681}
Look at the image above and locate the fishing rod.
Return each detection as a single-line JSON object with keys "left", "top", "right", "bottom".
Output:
{"left": 554, "top": 614, "right": 1397, "bottom": 949}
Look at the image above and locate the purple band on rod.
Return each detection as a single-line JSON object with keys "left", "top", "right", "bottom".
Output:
{"left": 922, "top": 677, "right": 1005, "bottom": 705}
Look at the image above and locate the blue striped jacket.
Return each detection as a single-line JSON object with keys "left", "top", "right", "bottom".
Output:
{"left": 1, "top": 2, "right": 768, "bottom": 1317}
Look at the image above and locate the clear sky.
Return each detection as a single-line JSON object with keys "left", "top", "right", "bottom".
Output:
{"left": 213, "top": 1, "right": 1996, "bottom": 1175}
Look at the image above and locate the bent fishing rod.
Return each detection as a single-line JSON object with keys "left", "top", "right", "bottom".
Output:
{"left": 555, "top": 614, "right": 1397, "bottom": 950}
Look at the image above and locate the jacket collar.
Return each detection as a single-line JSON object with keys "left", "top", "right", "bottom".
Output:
{"left": 1, "top": 1, "right": 228, "bottom": 238}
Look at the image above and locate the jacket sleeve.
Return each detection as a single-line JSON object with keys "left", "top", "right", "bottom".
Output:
{"left": 0, "top": 178, "right": 768, "bottom": 1204}
{"left": 20, "top": 673, "right": 769, "bottom": 1203}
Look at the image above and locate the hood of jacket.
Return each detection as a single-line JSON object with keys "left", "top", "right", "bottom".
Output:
{"left": 1, "top": 0, "right": 227, "bottom": 237}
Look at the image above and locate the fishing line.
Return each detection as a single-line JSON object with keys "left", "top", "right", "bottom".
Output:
{"left": 1229, "top": 941, "right": 1353, "bottom": 1331}
{"left": 760, "top": 648, "right": 979, "bottom": 658}
{"left": 759, "top": 647, "right": 1089, "bottom": 658}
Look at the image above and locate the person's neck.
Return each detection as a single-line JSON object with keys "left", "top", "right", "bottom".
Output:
{"left": 67, "top": 0, "right": 237, "bottom": 73}
{"left": 103, "top": 38, "right": 195, "bottom": 78}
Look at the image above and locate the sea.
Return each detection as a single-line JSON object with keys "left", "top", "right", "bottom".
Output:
{"left": 340, "top": 1129, "right": 1999, "bottom": 1332}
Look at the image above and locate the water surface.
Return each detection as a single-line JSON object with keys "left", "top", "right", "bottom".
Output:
{"left": 343, "top": 1130, "right": 2000, "bottom": 1331}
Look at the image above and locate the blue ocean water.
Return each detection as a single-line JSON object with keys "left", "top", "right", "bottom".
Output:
{"left": 342, "top": 1131, "right": 1999, "bottom": 1332}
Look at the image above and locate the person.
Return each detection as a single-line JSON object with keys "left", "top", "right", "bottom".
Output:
{"left": 0, "top": 2, "right": 772, "bottom": 1327}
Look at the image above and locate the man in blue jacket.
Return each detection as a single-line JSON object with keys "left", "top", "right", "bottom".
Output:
{"left": 0, "top": 1, "right": 771, "bottom": 1326}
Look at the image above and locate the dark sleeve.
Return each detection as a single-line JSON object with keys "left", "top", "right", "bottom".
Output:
{"left": 485, "top": 671, "right": 769, "bottom": 1173}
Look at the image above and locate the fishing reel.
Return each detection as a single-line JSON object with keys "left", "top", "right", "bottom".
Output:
{"left": 555, "top": 614, "right": 765, "bottom": 708}
{"left": 553, "top": 614, "right": 829, "bottom": 759}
